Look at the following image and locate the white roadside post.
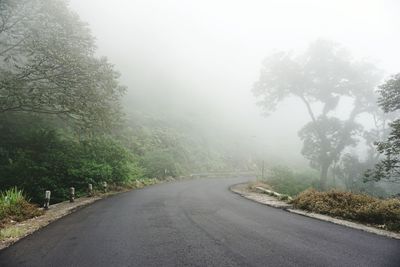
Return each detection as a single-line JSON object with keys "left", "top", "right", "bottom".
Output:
{"left": 88, "top": 184, "right": 93, "bottom": 196}
{"left": 102, "top": 181, "right": 107, "bottom": 193}
{"left": 44, "top": 190, "right": 51, "bottom": 209}
{"left": 69, "top": 187, "right": 75, "bottom": 203}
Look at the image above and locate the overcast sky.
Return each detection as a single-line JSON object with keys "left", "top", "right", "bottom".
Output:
{"left": 68, "top": 0, "right": 400, "bottom": 164}
{"left": 69, "top": 0, "right": 400, "bottom": 76}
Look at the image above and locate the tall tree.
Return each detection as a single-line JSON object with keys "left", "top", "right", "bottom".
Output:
{"left": 253, "top": 40, "right": 381, "bottom": 189}
{"left": 366, "top": 74, "right": 400, "bottom": 182}
{"left": 0, "top": 0, "right": 125, "bottom": 129}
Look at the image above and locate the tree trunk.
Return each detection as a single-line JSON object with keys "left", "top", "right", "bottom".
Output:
{"left": 319, "top": 163, "right": 329, "bottom": 190}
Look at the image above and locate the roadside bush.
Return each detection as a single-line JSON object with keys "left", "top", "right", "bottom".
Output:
{"left": 141, "top": 150, "right": 183, "bottom": 179}
{"left": 0, "top": 115, "right": 144, "bottom": 203}
{"left": 262, "top": 166, "right": 318, "bottom": 196}
{"left": 67, "top": 137, "right": 144, "bottom": 188}
{"left": 292, "top": 189, "right": 400, "bottom": 231}
{"left": 0, "top": 188, "right": 43, "bottom": 227}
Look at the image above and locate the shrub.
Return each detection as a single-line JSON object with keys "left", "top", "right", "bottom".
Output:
{"left": 0, "top": 188, "right": 43, "bottom": 227}
{"left": 292, "top": 189, "right": 400, "bottom": 231}
{"left": 0, "top": 187, "right": 25, "bottom": 206}
{"left": 262, "top": 166, "right": 318, "bottom": 196}
{"left": 0, "top": 122, "right": 143, "bottom": 203}
{"left": 141, "top": 150, "right": 183, "bottom": 179}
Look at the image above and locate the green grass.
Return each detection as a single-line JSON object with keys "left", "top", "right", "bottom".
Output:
{"left": 0, "top": 226, "right": 25, "bottom": 239}
{"left": 0, "top": 187, "right": 43, "bottom": 227}
{"left": 0, "top": 187, "right": 25, "bottom": 206}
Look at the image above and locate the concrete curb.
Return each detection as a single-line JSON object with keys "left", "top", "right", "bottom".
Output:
{"left": 230, "top": 183, "right": 292, "bottom": 209}
{"left": 230, "top": 183, "right": 400, "bottom": 240}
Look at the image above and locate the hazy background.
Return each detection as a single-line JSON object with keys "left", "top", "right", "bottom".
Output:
{"left": 68, "top": 0, "right": 400, "bottom": 166}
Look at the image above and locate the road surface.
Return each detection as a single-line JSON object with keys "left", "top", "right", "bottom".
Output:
{"left": 0, "top": 177, "right": 399, "bottom": 266}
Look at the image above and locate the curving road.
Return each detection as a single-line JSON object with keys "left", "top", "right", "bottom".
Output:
{"left": 0, "top": 177, "right": 399, "bottom": 267}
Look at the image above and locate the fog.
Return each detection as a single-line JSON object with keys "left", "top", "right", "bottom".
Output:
{"left": 2, "top": 0, "right": 400, "bottom": 249}
{"left": 3, "top": 2, "right": 400, "bottom": 254}
{"left": 69, "top": 0, "right": 400, "bottom": 167}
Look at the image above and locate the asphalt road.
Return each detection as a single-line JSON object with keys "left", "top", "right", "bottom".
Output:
{"left": 0, "top": 177, "right": 399, "bottom": 267}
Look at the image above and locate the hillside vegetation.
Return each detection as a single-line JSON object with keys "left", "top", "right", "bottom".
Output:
{"left": 0, "top": 188, "right": 42, "bottom": 228}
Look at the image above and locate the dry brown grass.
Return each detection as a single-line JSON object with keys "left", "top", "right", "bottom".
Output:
{"left": 0, "top": 200, "right": 43, "bottom": 228}
{"left": 292, "top": 189, "right": 400, "bottom": 231}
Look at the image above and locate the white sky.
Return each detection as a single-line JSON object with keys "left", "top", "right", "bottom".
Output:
{"left": 69, "top": 0, "right": 400, "bottom": 73}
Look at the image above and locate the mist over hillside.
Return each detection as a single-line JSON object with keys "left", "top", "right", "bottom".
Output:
{"left": 67, "top": 0, "right": 399, "bottom": 170}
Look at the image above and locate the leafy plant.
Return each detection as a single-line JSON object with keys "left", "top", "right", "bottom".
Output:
{"left": 261, "top": 166, "right": 318, "bottom": 196}
{"left": 0, "top": 187, "right": 43, "bottom": 227}
{"left": 0, "top": 187, "right": 25, "bottom": 206}
{"left": 0, "top": 114, "right": 144, "bottom": 203}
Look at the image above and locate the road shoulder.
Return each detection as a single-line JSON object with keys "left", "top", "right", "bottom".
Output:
{"left": 230, "top": 183, "right": 400, "bottom": 240}
{"left": 0, "top": 195, "right": 106, "bottom": 251}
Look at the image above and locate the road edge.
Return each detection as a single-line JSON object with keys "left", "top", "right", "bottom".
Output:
{"left": 0, "top": 176, "right": 193, "bottom": 251}
{"left": 0, "top": 192, "right": 118, "bottom": 251}
{"left": 230, "top": 183, "right": 400, "bottom": 240}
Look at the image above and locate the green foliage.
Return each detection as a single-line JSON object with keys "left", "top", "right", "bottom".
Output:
{"left": 0, "top": 0, "right": 124, "bottom": 129}
{"left": 0, "top": 187, "right": 43, "bottom": 226}
{"left": 141, "top": 150, "right": 182, "bottom": 179}
{"left": 366, "top": 119, "right": 400, "bottom": 182}
{"left": 293, "top": 189, "right": 400, "bottom": 231}
{"left": 119, "top": 112, "right": 231, "bottom": 176}
{"left": 378, "top": 74, "right": 400, "bottom": 113}
{"left": 298, "top": 118, "right": 362, "bottom": 170}
{"left": 73, "top": 137, "right": 144, "bottom": 185}
{"left": 331, "top": 153, "right": 388, "bottom": 197}
{"left": 0, "top": 0, "right": 157, "bottom": 205}
{"left": 366, "top": 74, "right": 400, "bottom": 182}
{"left": 262, "top": 166, "right": 318, "bottom": 196}
{"left": 0, "top": 187, "right": 25, "bottom": 206}
{"left": 0, "top": 114, "right": 143, "bottom": 203}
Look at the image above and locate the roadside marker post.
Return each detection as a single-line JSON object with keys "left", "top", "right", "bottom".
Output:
{"left": 44, "top": 190, "right": 51, "bottom": 209}
{"left": 88, "top": 184, "right": 93, "bottom": 196}
{"left": 69, "top": 187, "right": 75, "bottom": 203}
{"left": 102, "top": 181, "right": 107, "bottom": 193}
